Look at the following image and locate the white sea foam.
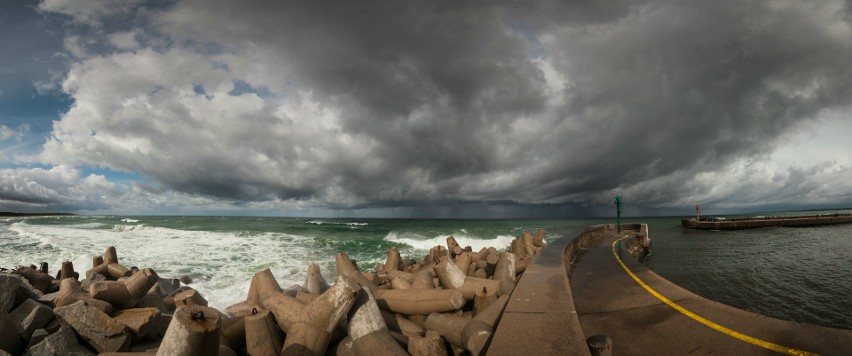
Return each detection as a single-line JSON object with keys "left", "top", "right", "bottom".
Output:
{"left": 0, "top": 221, "right": 328, "bottom": 310}
{"left": 70, "top": 222, "right": 108, "bottom": 229}
{"left": 384, "top": 231, "right": 514, "bottom": 252}
{"left": 112, "top": 224, "right": 151, "bottom": 232}
{"left": 306, "top": 220, "right": 368, "bottom": 226}
{"left": 121, "top": 218, "right": 140, "bottom": 223}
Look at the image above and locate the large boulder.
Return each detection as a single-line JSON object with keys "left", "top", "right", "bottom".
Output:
{"left": 0, "top": 273, "right": 42, "bottom": 312}
{"left": 23, "top": 326, "right": 95, "bottom": 356}
{"left": 14, "top": 267, "right": 52, "bottom": 293}
{"left": 54, "top": 300, "right": 131, "bottom": 353}
{"left": 0, "top": 311, "right": 23, "bottom": 355}
{"left": 112, "top": 307, "right": 165, "bottom": 340}
{"left": 53, "top": 279, "right": 113, "bottom": 314}
{"left": 10, "top": 298, "right": 55, "bottom": 340}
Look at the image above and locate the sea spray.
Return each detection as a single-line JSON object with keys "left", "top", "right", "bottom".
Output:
{"left": 384, "top": 231, "right": 516, "bottom": 253}
{"left": 1, "top": 216, "right": 568, "bottom": 312}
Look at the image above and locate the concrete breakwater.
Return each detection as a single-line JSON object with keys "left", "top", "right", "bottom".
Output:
{"left": 487, "top": 224, "right": 650, "bottom": 356}
{"left": 681, "top": 213, "right": 852, "bottom": 230}
{"left": 0, "top": 230, "right": 549, "bottom": 355}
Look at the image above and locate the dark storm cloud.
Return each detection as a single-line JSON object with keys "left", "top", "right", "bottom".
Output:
{"left": 28, "top": 0, "right": 852, "bottom": 214}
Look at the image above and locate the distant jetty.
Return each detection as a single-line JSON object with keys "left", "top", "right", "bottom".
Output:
{"left": 681, "top": 213, "right": 852, "bottom": 230}
{"left": 0, "top": 212, "right": 75, "bottom": 217}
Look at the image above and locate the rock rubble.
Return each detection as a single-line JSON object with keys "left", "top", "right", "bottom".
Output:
{"left": 0, "top": 229, "right": 547, "bottom": 356}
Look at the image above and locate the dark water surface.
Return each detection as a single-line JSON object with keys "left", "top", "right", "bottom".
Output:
{"left": 636, "top": 215, "right": 852, "bottom": 330}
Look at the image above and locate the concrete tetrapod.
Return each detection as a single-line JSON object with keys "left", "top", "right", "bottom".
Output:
{"left": 335, "top": 253, "right": 378, "bottom": 291}
{"left": 373, "top": 288, "right": 465, "bottom": 315}
{"left": 410, "top": 269, "right": 435, "bottom": 290}
{"left": 380, "top": 310, "right": 425, "bottom": 337}
{"left": 390, "top": 277, "right": 412, "bottom": 290}
{"left": 219, "top": 315, "right": 246, "bottom": 352}
{"left": 262, "top": 292, "right": 305, "bottom": 332}
{"left": 245, "top": 309, "right": 284, "bottom": 356}
{"left": 510, "top": 240, "right": 526, "bottom": 261}
{"left": 89, "top": 268, "right": 158, "bottom": 308}
{"left": 59, "top": 261, "right": 77, "bottom": 281}
{"left": 433, "top": 256, "right": 465, "bottom": 290}
{"left": 407, "top": 330, "right": 449, "bottom": 356}
{"left": 424, "top": 294, "right": 510, "bottom": 355}
{"left": 385, "top": 270, "right": 413, "bottom": 284}
{"left": 446, "top": 236, "right": 461, "bottom": 258}
{"left": 532, "top": 229, "right": 546, "bottom": 247}
{"left": 86, "top": 246, "right": 131, "bottom": 280}
{"left": 303, "top": 263, "right": 331, "bottom": 295}
{"left": 473, "top": 287, "right": 497, "bottom": 317}
{"left": 54, "top": 278, "right": 113, "bottom": 314}
{"left": 344, "top": 288, "right": 408, "bottom": 356}
{"left": 250, "top": 268, "right": 283, "bottom": 307}
{"left": 427, "top": 246, "right": 447, "bottom": 264}
{"left": 520, "top": 230, "right": 536, "bottom": 257}
{"left": 280, "top": 275, "right": 360, "bottom": 356}
{"left": 493, "top": 252, "right": 516, "bottom": 296}
{"left": 173, "top": 289, "right": 208, "bottom": 307}
{"left": 434, "top": 256, "right": 500, "bottom": 300}
{"left": 455, "top": 252, "right": 472, "bottom": 279}
{"left": 156, "top": 304, "right": 221, "bottom": 356}
{"left": 384, "top": 247, "right": 403, "bottom": 272}
{"left": 484, "top": 253, "right": 498, "bottom": 277}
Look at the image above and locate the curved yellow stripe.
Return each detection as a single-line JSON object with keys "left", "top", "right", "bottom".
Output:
{"left": 611, "top": 235, "right": 819, "bottom": 356}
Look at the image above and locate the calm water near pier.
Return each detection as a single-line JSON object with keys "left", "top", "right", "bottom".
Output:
{"left": 1, "top": 213, "right": 849, "bottom": 330}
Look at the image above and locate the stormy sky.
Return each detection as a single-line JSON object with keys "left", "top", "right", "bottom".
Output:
{"left": 2, "top": 0, "right": 852, "bottom": 217}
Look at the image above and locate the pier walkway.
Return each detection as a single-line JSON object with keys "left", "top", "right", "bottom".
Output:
{"left": 570, "top": 229, "right": 852, "bottom": 355}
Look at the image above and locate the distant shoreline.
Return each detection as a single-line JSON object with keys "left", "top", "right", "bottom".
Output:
{"left": 0, "top": 212, "right": 76, "bottom": 217}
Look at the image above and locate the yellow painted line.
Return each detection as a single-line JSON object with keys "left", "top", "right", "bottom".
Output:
{"left": 611, "top": 234, "right": 819, "bottom": 356}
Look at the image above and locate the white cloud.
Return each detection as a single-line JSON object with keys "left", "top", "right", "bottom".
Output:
{"left": 0, "top": 125, "right": 15, "bottom": 141}
{"left": 107, "top": 30, "right": 142, "bottom": 50}
{"left": 40, "top": 46, "right": 381, "bottom": 206}
{"left": 24, "top": 0, "right": 852, "bottom": 215}
{"left": 0, "top": 124, "right": 30, "bottom": 143}
{"left": 0, "top": 166, "right": 117, "bottom": 211}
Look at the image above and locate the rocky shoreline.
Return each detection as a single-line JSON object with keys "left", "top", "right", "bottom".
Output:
{"left": 0, "top": 230, "right": 547, "bottom": 355}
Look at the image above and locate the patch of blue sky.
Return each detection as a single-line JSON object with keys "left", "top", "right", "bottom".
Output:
{"left": 181, "top": 38, "right": 226, "bottom": 56}
{"left": 0, "top": 89, "right": 70, "bottom": 128}
{"left": 80, "top": 166, "right": 145, "bottom": 183}
{"left": 229, "top": 80, "right": 274, "bottom": 98}
{"left": 0, "top": 85, "right": 71, "bottom": 158}
{"left": 193, "top": 84, "right": 211, "bottom": 98}
{"left": 0, "top": 161, "right": 51, "bottom": 170}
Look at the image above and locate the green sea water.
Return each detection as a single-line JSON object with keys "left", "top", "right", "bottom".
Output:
{"left": 1, "top": 213, "right": 849, "bottom": 330}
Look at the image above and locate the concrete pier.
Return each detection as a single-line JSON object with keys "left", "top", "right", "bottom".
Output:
{"left": 488, "top": 224, "right": 850, "bottom": 355}
{"left": 569, "top": 227, "right": 851, "bottom": 355}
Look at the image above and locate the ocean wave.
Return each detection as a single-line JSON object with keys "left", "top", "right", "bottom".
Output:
{"left": 120, "top": 218, "right": 140, "bottom": 223}
{"left": 70, "top": 222, "right": 108, "bottom": 229}
{"left": 306, "top": 220, "right": 368, "bottom": 226}
{"left": 112, "top": 224, "right": 150, "bottom": 232}
{"left": 384, "top": 231, "right": 514, "bottom": 252}
{"left": 0, "top": 221, "right": 328, "bottom": 310}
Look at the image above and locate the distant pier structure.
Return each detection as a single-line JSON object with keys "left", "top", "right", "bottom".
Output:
{"left": 682, "top": 212, "right": 852, "bottom": 230}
